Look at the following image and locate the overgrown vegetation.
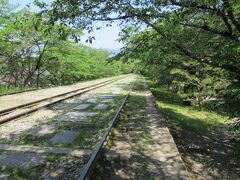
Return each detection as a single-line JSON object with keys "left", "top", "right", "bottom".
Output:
{"left": 20, "top": 0, "right": 240, "bottom": 177}
{"left": 0, "top": 0, "right": 132, "bottom": 89}
{"left": 0, "top": 0, "right": 239, "bottom": 147}
{"left": 150, "top": 84, "right": 230, "bottom": 133}
{"left": 45, "top": 0, "right": 239, "bottom": 132}
{"left": 150, "top": 81, "right": 240, "bottom": 178}
{"left": 1, "top": 0, "right": 240, "bottom": 176}
{"left": 0, "top": 85, "right": 33, "bottom": 95}
{"left": 35, "top": 0, "right": 240, "bottom": 130}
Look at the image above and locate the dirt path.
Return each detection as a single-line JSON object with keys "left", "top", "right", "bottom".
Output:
{"left": 95, "top": 78, "right": 188, "bottom": 179}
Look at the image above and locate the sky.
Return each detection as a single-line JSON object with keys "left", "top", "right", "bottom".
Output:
{"left": 83, "top": 22, "right": 123, "bottom": 50}
{"left": 9, "top": 0, "right": 123, "bottom": 50}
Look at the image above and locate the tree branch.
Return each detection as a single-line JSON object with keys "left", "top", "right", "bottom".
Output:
{"left": 179, "top": 22, "right": 238, "bottom": 41}
{"left": 141, "top": 19, "right": 240, "bottom": 77}
{"left": 223, "top": 0, "right": 240, "bottom": 32}
{"left": 169, "top": 0, "right": 219, "bottom": 12}
{"left": 169, "top": 0, "right": 235, "bottom": 37}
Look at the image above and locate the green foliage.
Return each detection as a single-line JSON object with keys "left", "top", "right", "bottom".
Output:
{"left": 1, "top": 0, "right": 240, "bottom": 130}
{"left": 0, "top": 1, "right": 132, "bottom": 88}
{"left": 0, "top": 85, "right": 33, "bottom": 95}
{"left": 39, "top": 0, "right": 240, "bottom": 102}
{"left": 150, "top": 84, "right": 230, "bottom": 132}
{"left": 0, "top": 7, "right": 75, "bottom": 86}
{"left": 39, "top": 0, "right": 240, "bottom": 75}
{"left": 42, "top": 41, "right": 132, "bottom": 85}
{"left": 115, "top": 27, "right": 234, "bottom": 108}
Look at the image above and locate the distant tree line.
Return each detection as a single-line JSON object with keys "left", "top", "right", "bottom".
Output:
{"left": 0, "top": 0, "right": 132, "bottom": 87}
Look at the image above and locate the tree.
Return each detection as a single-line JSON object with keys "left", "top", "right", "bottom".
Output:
{"left": 43, "top": 41, "right": 133, "bottom": 85}
{"left": 113, "top": 26, "right": 234, "bottom": 108}
{"left": 38, "top": 0, "right": 240, "bottom": 78}
{"left": 0, "top": 5, "right": 81, "bottom": 86}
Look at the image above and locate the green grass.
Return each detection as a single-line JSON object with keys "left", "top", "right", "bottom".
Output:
{"left": 0, "top": 85, "right": 33, "bottom": 95}
{"left": 150, "top": 82, "right": 240, "bottom": 158}
{"left": 150, "top": 85, "right": 231, "bottom": 132}
{"left": 138, "top": 137, "right": 154, "bottom": 145}
{"left": 1, "top": 154, "right": 86, "bottom": 179}
{"left": 116, "top": 77, "right": 153, "bottom": 146}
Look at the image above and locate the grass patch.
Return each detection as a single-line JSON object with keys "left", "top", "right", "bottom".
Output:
{"left": 1, "top": 165, "right": 43, "bottom": 180}
{"left": 115, "top": 77, "right": 151, "bottom": 140}
{"left": 150, "top": 84, "right": 231, "bottom": 132}
{"left": 0, "top": 85, "right": 33, "bottom": 95}
{"left": 138, "top": 137, "right": 154, "bottom": 146}
{"left": 1, "top": 154, "right": 87, "bottom": 179}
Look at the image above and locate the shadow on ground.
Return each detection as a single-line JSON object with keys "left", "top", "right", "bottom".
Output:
{"left": 150, "top": 87, "right": 240, "bottom": 179}
{"left": 92, "top": 81, "right": 187, "bottom": 179}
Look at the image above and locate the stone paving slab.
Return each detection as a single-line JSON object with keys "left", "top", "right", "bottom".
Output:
{"left": 100, "top": 95, "right": 116, "bottom": 98}
{"left": 32, "top": 125, "right": 56, "bottom": 137}
{"left": 86, "top": 98, "right": 98, "bottom": 103}
{"left": 51, "top": 121, "right": 98, "bottom": 127}
{"left": 49, "top": 131, "right": 79, "bottom": 144}
{"left": 0, "top": 152, "right": 46, "bottom": 169}
{"left": 94, "top": 103, "right": 109, "bottom": 110}
{"left": 54, "top": 111, "right": 97, "bottom": 122}
{"left": 73, "top": 104, "right": 91, "bottom": 110}
{"left": 113, "top": 89, "right": 124, "bottom": 92}
{"left": 0, "top": 144, "right": 92, "bottom": 157}
{"left": 49, "top": 103, "right": 78, "bottom": 110}
{"left": 101, "top": 99, "right": 113, "bottom": 103}
{"left": 114, "top": 85, "right": 126, "bottom": 88}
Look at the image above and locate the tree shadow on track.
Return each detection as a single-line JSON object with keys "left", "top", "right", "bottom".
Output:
{"left": 92, "top": 81, "right": 187, "bottom": 179}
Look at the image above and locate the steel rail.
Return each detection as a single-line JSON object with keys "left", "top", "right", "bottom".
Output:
{"left": 0, "top": 76, "right": 122, "bottom": 97}
{"left": 0, "top": 76, "right": 126, "bottom": 125}
{"left": 78, "top": 79, "right": 135, "bottom": 180}
{"left": 0, "top": 76, "right": 126, "bottom": 115}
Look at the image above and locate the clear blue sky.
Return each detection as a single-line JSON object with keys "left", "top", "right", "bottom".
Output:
{"left": 9, "top": 0, "right": 123, "bottom": 50}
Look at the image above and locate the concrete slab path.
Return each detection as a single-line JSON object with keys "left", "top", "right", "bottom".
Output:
{"left": 49, "top": 131, "right": 79, "bottom": 144}
{"left": 0, "top": 152, "right": 46, "bottom": 169}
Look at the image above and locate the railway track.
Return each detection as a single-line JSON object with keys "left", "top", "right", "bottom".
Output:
{"left": 0, "top": 76, "right": 123, "bottom": 97}
{"left": 79, "top": 79, "right": 135, "bottom": 180}
{"left": 0, "top": 75, "right": 136, "bottom": 179}
{"left": 0, "top": 76, "right": 125, "bottom": 125}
